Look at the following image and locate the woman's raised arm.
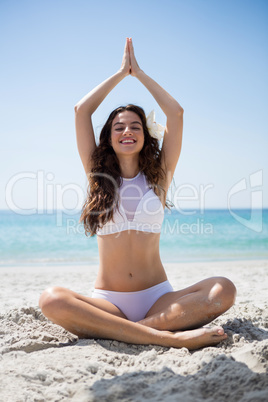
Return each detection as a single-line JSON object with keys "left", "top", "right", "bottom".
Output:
{"left": 129, "top": 38, "right": 184, "bottom": 190}
{"left": 74, "top": 39, "right": 131, "bottom": 174}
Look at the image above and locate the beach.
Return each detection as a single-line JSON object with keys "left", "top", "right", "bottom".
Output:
{"left": 1, "top": 0, "right": 267, "bottom": 399}
{"left": 1, "top": 260, "right": 268, "bottom": 401}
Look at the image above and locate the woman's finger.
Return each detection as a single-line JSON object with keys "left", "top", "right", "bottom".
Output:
{"left": 120, "top": 37, "right": 131, "bottom": 75}
{"left": 125, "top": 37, "right": 129, "bottom": 54}
{"left": 127, "top": 38, "right": 132, "bottom": 72}
{"left": 130, "top": 38, "right": 138, "bottom": 64}
{"left": 128, "top": 38, "right": 140, "bottom": 76}
{"left": 129, "top": 37, "right": 134, "bottom": 55}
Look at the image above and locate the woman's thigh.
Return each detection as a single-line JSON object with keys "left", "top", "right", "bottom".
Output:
{"left": 40, "top": 286, "right": 128, "bottom": 320}
{"left": 144, "top": 276, "right": 231, "bottom": 318}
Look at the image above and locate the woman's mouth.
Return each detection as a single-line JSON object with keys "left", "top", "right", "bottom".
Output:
{"left": 120, "top": 139, "right": 136, "bottom": 144}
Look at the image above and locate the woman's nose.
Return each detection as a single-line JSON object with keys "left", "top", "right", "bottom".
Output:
{"left": 123, "top": 126, "right": 132, "bottom": 135}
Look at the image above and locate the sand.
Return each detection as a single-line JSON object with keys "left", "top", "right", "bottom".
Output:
{"left": 0, "top": 260, "right": 268, "bottom": 401}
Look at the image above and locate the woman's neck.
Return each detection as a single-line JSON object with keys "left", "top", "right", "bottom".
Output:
{"left": 118, "top": 155, "right": 140, "bottom": 179}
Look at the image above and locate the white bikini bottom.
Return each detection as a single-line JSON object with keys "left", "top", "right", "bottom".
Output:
{"left": 91, "top": 280, "right": 174, "bottom": 322}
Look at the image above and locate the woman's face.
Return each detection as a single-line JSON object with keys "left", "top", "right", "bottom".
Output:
{"left": 110, "top": 111, "right": 144, "bottom": 156}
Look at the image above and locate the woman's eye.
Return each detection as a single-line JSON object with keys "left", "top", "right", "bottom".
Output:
{"left": 132, "top": 127, "right": 140, "bottom": 130}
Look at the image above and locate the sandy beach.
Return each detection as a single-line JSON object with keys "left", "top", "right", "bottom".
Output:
{"left": 1, "top": 260, "right": 268, "bottom": 401}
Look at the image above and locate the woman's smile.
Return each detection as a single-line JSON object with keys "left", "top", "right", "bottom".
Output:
{"left": 120, "top": 138, "right": 137, "bottom": 144}
{"left": 111, "top": 110, "right": 144, "bottom": 153}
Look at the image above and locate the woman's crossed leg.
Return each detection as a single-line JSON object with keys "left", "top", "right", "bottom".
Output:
{"left": 39, "top": 276, "right": 236, "bottom": 350}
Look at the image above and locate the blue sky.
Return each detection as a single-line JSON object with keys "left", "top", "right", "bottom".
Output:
{"left": 1, "top": 0, "right": 267, "bottom": 212}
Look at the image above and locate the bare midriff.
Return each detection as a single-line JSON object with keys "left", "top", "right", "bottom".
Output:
{"left": 96, "top": 231, "right": 167, "bottom": 292}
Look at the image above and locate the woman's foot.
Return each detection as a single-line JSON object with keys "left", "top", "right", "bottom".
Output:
{"left": 170, "top": 326, "right": 227, "bottom": 350}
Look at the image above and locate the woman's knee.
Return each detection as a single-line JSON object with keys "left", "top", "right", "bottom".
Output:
{"left": 39, "top": 286, "right": 70, "bottom": 319}
{"left": 210, "top": 276, "right": 237, "bottom": 309}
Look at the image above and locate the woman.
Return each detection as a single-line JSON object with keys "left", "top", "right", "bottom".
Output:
{"left": 39, "top": 38, "right": 236, "bottom": 350}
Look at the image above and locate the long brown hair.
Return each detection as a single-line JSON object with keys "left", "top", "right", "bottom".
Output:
{"left": 80, "top": 104, "right": 166, "bottom": 236}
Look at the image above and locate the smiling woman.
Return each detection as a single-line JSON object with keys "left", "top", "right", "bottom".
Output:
{"left": 112, "top": 111, "right": 144, "bottom": 155}
{"left": 112, "top": 113, "right": 143, "bottom": 153}
{"left": 39, "top": 38, "right": 236, "bottom": 350}
{"left": 82, "top": 103, "right": 165, "bottom": 236}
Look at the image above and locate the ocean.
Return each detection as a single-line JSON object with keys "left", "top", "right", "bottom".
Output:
{"left": 0, "top": 209, "right": 267, "bottom": 266}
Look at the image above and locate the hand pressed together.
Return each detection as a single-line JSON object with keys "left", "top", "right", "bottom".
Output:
{"left": 120, "top": 37, "right": 142, "bottom": 77}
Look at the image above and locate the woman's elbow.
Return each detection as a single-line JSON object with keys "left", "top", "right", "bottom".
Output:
{"left": 74, "top": 103, "right": 93, "bottom": 115}
{"left": 177, "top": 106, "right": 184, "bottom": 116}
{"left": 74, "top": 103, "right": 86, "bottom": 113}
{"left": 170, "top": 103, "right": 184, "bottom": 117}
{"left": 74, "top": 104, "right": 80, "bottom": 113}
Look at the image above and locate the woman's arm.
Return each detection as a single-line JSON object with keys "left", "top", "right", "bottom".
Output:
{"left": 129, "top": 38, "right": 184, "bottom": 190}
{"left": 74, "top": 39, "right": 131, "bottom": 174}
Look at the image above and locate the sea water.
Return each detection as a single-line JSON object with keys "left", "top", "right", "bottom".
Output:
{"left": 0, "top": 209, "right": 267, "bottom": 266}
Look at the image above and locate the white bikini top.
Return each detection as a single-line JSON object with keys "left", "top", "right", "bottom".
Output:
{"left": 96, "top": 172, "right": 164, "bottom": 236}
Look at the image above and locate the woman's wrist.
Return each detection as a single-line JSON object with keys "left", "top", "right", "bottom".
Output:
{"left": 132, "top": 69, "right": 144, "bottom": 79}
{"left": 117, "top": 68, "right": 130, "bottom": 79}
